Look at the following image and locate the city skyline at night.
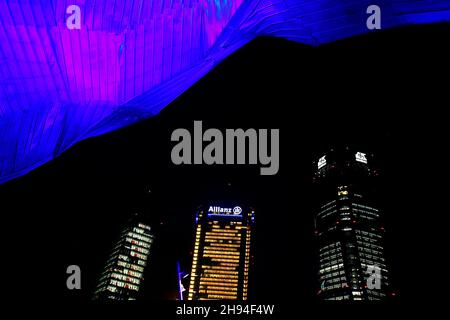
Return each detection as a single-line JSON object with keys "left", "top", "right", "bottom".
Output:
{"left": 85, "top": 144, "right": 396, "bottom": 301}
{"left": 1, "top": 20, "right": 441, "bottom": 306}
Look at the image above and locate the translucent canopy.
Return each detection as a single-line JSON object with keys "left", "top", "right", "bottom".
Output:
{"left": 0, "top": 0, "right": 449, "bottom": 183}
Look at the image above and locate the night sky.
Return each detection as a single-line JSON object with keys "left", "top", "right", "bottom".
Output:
{"left": 1, "top": 23, "right": 448, "bottom": 310}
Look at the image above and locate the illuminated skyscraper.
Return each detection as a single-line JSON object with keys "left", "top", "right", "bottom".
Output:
{"left": 93, "top": 214, "right": 155, "bottom": 300}
{"left": 188, "top": 205, "right": 255, "bottom": 300}
{"left": 314, "top": 147, "right": 392, "bottom": 300}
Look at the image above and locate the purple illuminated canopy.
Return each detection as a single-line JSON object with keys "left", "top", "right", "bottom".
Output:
{"left": 0, "top": 0, "right": 449, "bottom": 183}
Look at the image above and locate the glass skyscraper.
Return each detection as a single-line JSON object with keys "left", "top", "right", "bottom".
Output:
{"left": 188, "top": 205, "right": 255, "bottom": 300}
{"left": 93, "top": 214, "right": 155, "bottom": 300}
{"left": 314, "top": 147, "right": 391, "bottom": 300}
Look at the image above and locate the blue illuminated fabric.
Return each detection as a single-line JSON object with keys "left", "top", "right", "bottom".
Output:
{"left": 0, "top": 0, "right": 449, "bottom": 183}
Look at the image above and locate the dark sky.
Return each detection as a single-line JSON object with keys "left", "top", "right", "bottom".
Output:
{"left": 1, "top": 23, "right": 448, "bottom": 308}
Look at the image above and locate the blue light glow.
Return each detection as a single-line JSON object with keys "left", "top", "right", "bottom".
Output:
{"left": 207, "top": 214, "right": 243, "bottom": 218}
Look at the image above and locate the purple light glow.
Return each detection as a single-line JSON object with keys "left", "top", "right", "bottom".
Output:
{"left": 1, "top": 0, "right": 449, "bottom": 183}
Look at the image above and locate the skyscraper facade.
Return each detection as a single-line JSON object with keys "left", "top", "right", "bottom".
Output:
{"left": 314, "top": 147, "right": 391, "bottom": 300}
{"left": 188, "top": 205, "right": 255, "bottom": 300}
{"left": 93, "top": 214, "right": 155, "bottom": 300}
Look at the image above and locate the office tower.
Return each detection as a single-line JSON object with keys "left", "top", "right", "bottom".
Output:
{"left": 314, "top": 147, "right": 391, "bottom": 300}
{"left": 188, "top": 205, "right": 255, "bottom": 300}
{"left": 93, "top": 214, "right": 155, "bottom": 300}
